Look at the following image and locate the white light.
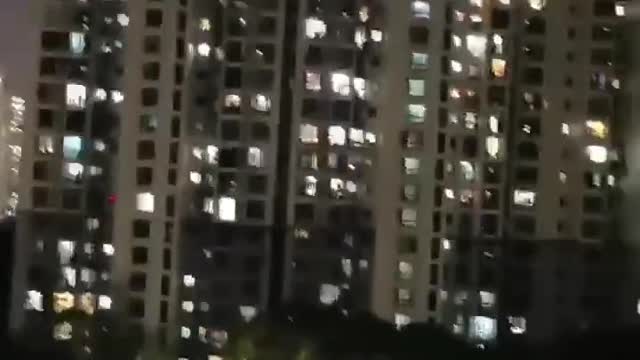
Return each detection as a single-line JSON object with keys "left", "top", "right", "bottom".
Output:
{"left": 442, "top": 238, "right": 451, "bottom": 250}
{"left": 616, "top": 3, "right": 626, "bottom": 17}
{"left": 117, "top": 13, "right": 130, "bottom": 26}
{"left": 586, "top": 145, "right": 608, "bottom": 163}
{"left": 319, "top": 283, "right": 340, "bottom": 305}
{"left": 328, "top": 126, "right": 346, "bottom": 146}
{"left": 182, "top": 301, "right": 194, "bottom": 313}
{"left": 102, "top": 244, "right": 114, "bottom": 256}
{"left": 181, "top": 326, "right": 191, "bottom": 339}
{"left": 136, "top": 192, "right": 155, "bottom": 213}
{"left": 218, "top": 197, "right": 236, "bottom": 222}
{"left": 190, "top": 171, "right": 202, "bottom": 184}
{"left": 514, "top": 189, "right": 536, "bottom": 207}
{"left": 98, "top": 295, "right": 112, "bottom": 310}
{"left": 183, "top": 274, "right": 196, "bottom": 287}
{"left": 199, "top": 18, "right": 211, "bottom": 31}
{"left": 469, "top": 316, "right": 497, "bottom": 341}
{"left": 239, "top": 305, "right": 257, "bottom": 322}
{"left": 197, "top": 43, "right": 211, "bottom": 57}
{"left": 394, "top": 313, "right": 411, "bottom": 330}
{"left": 305, "top": 17, "right": 327, "bottom": 39}
{"left": 66, "top": 84, "right": 87, "bottom": 109}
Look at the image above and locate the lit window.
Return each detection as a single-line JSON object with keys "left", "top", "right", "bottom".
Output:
{"left": 460, "top": 161, "right": 475, "bottom": 181}
{"left": 395, "top": 313, "right": 411, "bottom": 329}
{"left": 102, "top": 244, "right": 115, "bottom": 256}
{"left": 559, "top": 171, "right": 567, "bottom": 183}
{"left": 585, "top": 120, "right": 608, "bottom": 139}
{"left": 328, "top": 126, "right": 346, "bottom": 146}
{"left": 136, "top": 192, "right": 155, "bottom": 213}
{"left": 197, "top": 43, "right": 211, "bottom": 57}
{"left": 190, "top": 171, "right": 202, "bottom": 184}
{"left": 218, "top": 196, "right": 236, "bottom": 222}
{"left": 304, "top": 176, "right": 317, "bottom": 196}
{"left": 53, "top": 322, "right": 73, "bottom": 341}
{"left": 78, "top": 293, "right": 95, "bottom": 315}
{"left": 300, "top": 124, "right": 319, "bottom": 144}
{"left": 239, "top": 305, "right": 257, "bottom": 322}
{"left": 181, "top": 326, "right": 191, "bottom": 339}
{"left": 479, "top": 291, "right": 495, "bottom": 308}
{"left": 183, "top": 275, "right": 196, "bottom": 287}
{"left": 513, "top": 189, "right": 536, "bottom": 207}
{"left": 586, "top": 145, "right": 608, "bottom": 163}
{"left": 452, "top": 34, "right": 462, "bottom": 48}
{"left": 398, "top": 261, "right": 414, "bottom": 280}
{"left": 25, "top": 290, "right": 43, "bottom": 311}
{"left": 353, "top": 77, "right": 367, "bottom": 98}
{"left": 205, "top": 145, "right": 219, "bottom": 165}
{"left": 411, "top": 1, "right": 430, "bottom": 18}
{"left": 247, "top": 147, "right": 264, "bottom": 167}
{"left": 182, "top": 301, "right": 194, "bottom": 313}
{"left": 407, "top": 104, "right": 426, "bottom": 123}
{"left": 66, "top": 84, "right": 87, "bottom": 109}
{"left": 331, "top": 73, "right": 351, "bottom": 96}
{"left": 224, "top": 94, "right": 241, "bottom": 110}
{"left": 355, "top": 27, "right": 367, "bottom": 48}
{"left": 528, "top": 0, "right": 546, "bottom": 11}
{"left": 251, "top": 94, "right": 271, "bottom": 112}
{"left": 411, "top": 52, "right": 429, "bottom": 69}
{"left": 466, "top": 34, "right": 487, "bottom": 58}
{"left": 349, "top": 128, "right": 365, "bottom": 146}
{"left": 485, "top": 136, "right": 502, "bottom": 159}
{"left": 491, "top": 59, "right": 506, "bottom": 78}
{"left": 408, "top": 79, "right": 425, "bottom": 96}
{"left": 199, "top": 18, "right": 211, "bottom": 31}
{"left": 203, "top": 197, "right": 215, "bottom": 214}
{"left": 57, "top": 239, "right": 75, "bottom": 265}
{"left": 508, "top": 316, "right": 527, "bottom": 334}
{"left": 305, "top": 17, "right": 327, "bottom": 39}
{"left": 98, "top": 295, "right": 112, "bottom": 310}
{"left": 63, "top": 162, "right": 84, "bottom": 181}
{"left": 562, "top": 122, "right": 570, "bottom": 135}
{"left": 445, "top": 188, "right": 455, "bottom": 199}
{"left": 319, "top": 283, "right": 340, "bottom": 305}
{"left": 63, "top": 136, "right": 82, "bottom": 160}
{"left": 401, "top": 208, "right": 417, "bottom": 227}
{"left": 94, "top": 88, "right": 107, "bottom": 101}
{"left": 616, "top": 3, "right": 626, "bottom": 16}
{"left": 442, "top": 238, "right": 451, "bottom": 250}
{"left": 38, "top": 136, "right": 54, "bottom": 154}
{"left": 330, "top": 178, "right": 345, "bottom": 198}
{"left": 371, "top": 29, "right": 383, "bottom": 42}
{"left": 450, "top": 60, "right": 463, "bottom": 73}
{"left": 305, "top": 71, "right": 322, "bottom": 91}
{"left": 403, "top": 157, "right": 420, "bottom": 175}
{"left": 69, "top": 32, "right": 86, "bottom": 55}
{"left": 117, "top": 13, "right": 130, "bottom": 26}
{"left": 469, "top": 316, "right": 497, "bottom": 341}
{"left": 53, "top": 292, "right": 75, "bottom": 313}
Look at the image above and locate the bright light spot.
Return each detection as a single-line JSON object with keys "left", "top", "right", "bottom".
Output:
{"left": 197, "top": 43, "right": 211, "bottom": 57}
{"left": 218, "top": 196, "right": 236, "bottom": 222}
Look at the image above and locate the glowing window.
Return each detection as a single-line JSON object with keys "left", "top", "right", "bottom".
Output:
{"left": 66, "top": 84, "right": 87, "bottom": 109}
{"left": 411, "top": 1, "right": 430, "bottom": 18}
{"left": 528, "top": 0, "right": 546, "bottom": 10}
{"left": 98, "top": 295, "right": 112, "bottom": 310}
{"left": 304, "top": 176, "right": 317, "bottom": 196}
{"left": 25, "top": 290, "right": 43, "bottom": 311}
{"left": 585, "top": 120, "right": 608, "bottom": 139}
{"left": 251, "top": 94, "right": 271, "bottom": 112}
{"left": 63, "top": 136, "right": 82, "bottom": 160}
{"left": 182, "top": 301, "right": 194, "bottom": 313}
{"left": 69, "top": 32, "right": 86, "bottom": 54}
{"left": 197, "top": 43, "right": 211, "bottom": 57}
{"left": 401, "top": 208, "right": 417, "bottom": 227}
{"left": 224, "top": 94, "right": 241, "bottom": 110}
{"left": 450, "top": 60, "right": 463, "bottom": 73}
{"left": 53, "top": 292, "right": 75, "bottom": 313}
{"left": 460, "top": 161, "right": 475, "bottom": 181}
{"left": 218, "top": 196, "right": 236, "bottom": 222}
{"left": 239, "top": 305, "right": 257, "bottom": 322}
{"left": 469, "top": 316, "right": 497, "bottom": 341}
{"left": 407, "top": 104, "right": 426, "bottom": 123}
{"left": 408, "top": 79, "right": 425, "bottom": 96}
{"left": 508, "top": 316, "right": 527, "bottom": 334}
{"left": 305, "top": 17, "right": 327, "bottom": 39}
{"left": 466, "top": 34, "right": 487, "bottom": 58}
{"left": 411, "top": 52, "right": 429, "bottom": 69}
{"left": 136, "top": 192, "right": 155, "bottom": 213}
{"left": 300, "top": 124, "right": 319, "bottom": 143}
{"left": 513, "top": 190, "right": 536, "bottom": 207}
{"left": 305, "top": 71, "right": 321, "bottom": 91}
{"left": 398, "top": 261, "right": 414, "bottom": 280}
{"left": 247, "top": 147, "right": 264, "bottom": 168}
{"left": 404, "top": 157, "right": 420, "bottom": 175}
{"left": 183, "top": 275, "right": 196, "bottom": 287}
{"left": 190, "top": 171, "right": 202, "bottom": 184}
{"left": 319, "top": 283, "right": 340, "bottom": 305}
{"left": 491, "top": 59, "right": 506, "bottom": 78}
{"left": 328, "top": 126, "right": 346, "bottom": 146}
{"left": 199, "top": 18, "right": 211, "bottom": 31}
{"left": 586, "top": 145, "right": 608, "bottom": 163}
{"left": 53, "top": 322, "right": 73, "bottom": 341}
{"left": 102, "top": 244, "right": 115, "bottom": 256}
{"left": 331, "top": 73, "right": 351, "bottom": 96}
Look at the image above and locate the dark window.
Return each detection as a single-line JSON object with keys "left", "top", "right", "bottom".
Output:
{"left": 169, "top": 142, "right": 179, "bottom": 164}
{"left": 132, "top": 247, "right": 148, "bottom": 265}
{"left": 174, "top": 64, "right": 184, "bottom": 84}
{"left": 62, "top": 189, "right": 81, "bottom": 209}
{"left": 143, "top": 62, "right": 161, "bottom": 80}
{"left": 136, "top": 167, "right": 153, "bottom": 186}
{"left": 141, "top": 88, "right": 159, "bottom": 106}
{"left": 251, "top": 123, "right": 270, "bottom": 141}
{"left": 176, "top": 38, "right": 185, "bottom": 59}
{"left": 248, "top": 175, "right": 267, "bottom": 194}
{"left": 144, "top": 36, "right": 161, "bottom": 54}
{"left": 32, "top": 187, "right": 49, "bottom": 207}
{"left": 133, "top": 219, "right": 151, "bottom": 238}
{"left": 128, "top": 298, "right": 145, "bottom": 318}
{"left": 33, "top": 161, "right": 48, "bottom": 181}
{"left": 168, "top": 169, "right": 177, "bottom": 186}
{"left": 173, "top": 91, "right": 182, "bottom": 111}
{"left": 409, "top": 26, "right": 429, "bottom": 44}
{"left": 146, "top": 9, "right": 163, "bottom": 27}
{"left": 177, "top": 11, "right": 187, "bottom": 32}
{"left": 129, "top": 272, "right": 147, "bottom": 292}
{"left": 39, "top": 109, "right": 54, "bottom": 128}
{"left": 161, "top": 275, "right": 170, "bottom": 296}
{"left": 221, "top": 121, "right": 240, "bottom": 140}
{"left": 137, "top": 140, "right": 155, "bottom": 160}
{"left": 66, "top": 111, "right": 85, "bottom": 132}
{"left": 166, "top": 195, "right": 175, "bottom": 216}
{"left": 246, "top": 200, "right": 265, "bottom": 219}
{"left": 163, "top": 249, "right": 171, "bottom": 270}
{"left": 160, "top": 300, "right": 168, "bottom": 323}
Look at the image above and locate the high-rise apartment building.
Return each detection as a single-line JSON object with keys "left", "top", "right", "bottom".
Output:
{"left": 8, "top": 0, "right": 630, "bottom": 357}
